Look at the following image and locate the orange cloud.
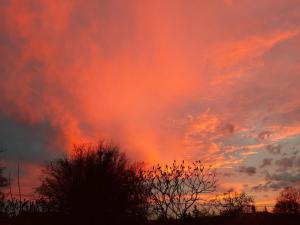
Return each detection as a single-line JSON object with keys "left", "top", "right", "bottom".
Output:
{"left": 1, "top": 0, "right": 300, "bottom": 202}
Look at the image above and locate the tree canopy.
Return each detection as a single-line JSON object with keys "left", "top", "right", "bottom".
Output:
{"left": 273, "top": 187, "right": 300, "bottom": 214}
{"left": 36, "top": 142, "right": 149, "bottom": 225}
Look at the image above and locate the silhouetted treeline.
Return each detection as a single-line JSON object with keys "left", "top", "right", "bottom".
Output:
{"left": 0, "top": 142, "right": 300, "bottom": 225}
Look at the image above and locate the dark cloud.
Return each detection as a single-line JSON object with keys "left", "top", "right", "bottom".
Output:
{"left": 275, "top": 156, "right": 295, "bottom": 169}
{"left": 220, "top": 123, "right": 235, "bottom": 135}
{"left": 0, "top": 112, "right": 63, "bottom": 163}
{"left": 238, "top": 166, "right": 256, "bottom": 176}
{"left": 268, "top": 172, "right": 300, "bottom": 182}
{"left": 258, "top": 130, "right": 272, "bottom": 141}
{"left": 219, "top": 172, "right": 234, "bottom": 177}
{"left": 293, "top": 150, "right": 299, "bottom": 155}
{"left": 223, "top": 172, "right": 234, "bottom": 177}
{"left": 260, "top": 158, "right": 273, "bottom": 168}
{"left": 266, "top": 144, "right": 281, "bottom": 154}
{"left": 252, "top": 181, "right": 291, "bottom": 192}
{"left": 0, "top": 0, "right": 10, "bottom": 8}
{"left": 252, "top": 183, "right": 269, "bottom": 192}
{"left": 251, "top": 184, "right": 268, "bottom": 191}
{"left": 275, "top": 156, "right": 300, "bottom": 169}
{"left": 252, "top": 171, "right": 300, "bottom": 191}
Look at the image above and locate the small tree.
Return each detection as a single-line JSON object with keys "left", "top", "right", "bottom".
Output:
{"left": 215, "top": 191, "right": 255, "bottom": 216}
{"left": 37, "top": 142, "right": 150, "bottom": 224}
{"left": 0, "top": 166, "right": 6, "bottom": 190}
{"left": 0, "top": 151, "right": 7, "bottom": 190}
{"left": 273, "top": 187, "right": 300, "bottom": 214}
{"left": 0, "top": 153, "right": 7, "bottom": 215}
{"left": 146, "top": 160, "right": 216, "bottom": 219}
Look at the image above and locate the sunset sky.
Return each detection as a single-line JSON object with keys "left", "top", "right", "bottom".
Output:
{"left": 0, "top": 0, "right": 300, "bottom": 208}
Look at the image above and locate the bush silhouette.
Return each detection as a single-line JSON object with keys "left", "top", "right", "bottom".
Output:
{"left": 214, "top": 191, "right": 255, "bottom": 216}
{"left": 273, "top": 187, "right": 300, "bottom": 214}
{"left": 36, "top": 142, "right": 149, "bottom": 225}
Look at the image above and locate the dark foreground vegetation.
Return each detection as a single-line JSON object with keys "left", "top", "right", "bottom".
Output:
{"left": 150, "top": 214, "right": 300, "bottom": 225}
{"left": 1, "top": 211, "right": 300, "bottom": 225}
{"left": 0, "top": 142, "right": 300, "bottom": 225}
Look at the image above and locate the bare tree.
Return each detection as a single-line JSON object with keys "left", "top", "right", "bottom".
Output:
{"left": 214, "top": 191, "right": 255, "bottom": 216}
{"left": 145, "top": 160, "right": 216, "bottom": 219}
{"left": 273, "top": 187, "right": 300, "bottom": 214}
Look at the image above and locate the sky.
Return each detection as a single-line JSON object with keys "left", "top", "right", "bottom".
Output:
{"left": 0, "top": 0, "right": 300, "bottom": 208}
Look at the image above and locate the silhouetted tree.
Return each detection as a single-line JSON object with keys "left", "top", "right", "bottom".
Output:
{"left": 215, "top": 191, "right": 255, "bottom": 216}
{"left": 0, "top": 152, "right": 8, "bottom": 215}
{"left": 145, "top": 160, "right": 216, "bottom": 219}
{"left": 273, "top": 187, "right": 300, "bottom": 214}
{"left": 0, "top": 151, "right": 7, "bottom": 189}
{"left": 36, "top": 142, "right": 149, "bottom": 225}
{"left": 0, "top": 166, "right": 6, "bottom": 190}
